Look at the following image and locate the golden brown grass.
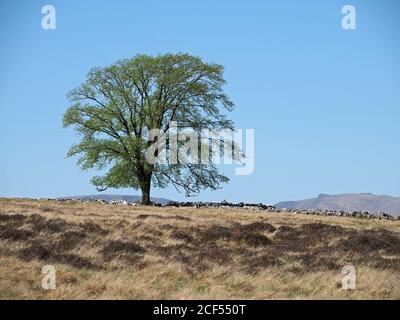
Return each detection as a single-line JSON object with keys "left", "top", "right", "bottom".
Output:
{"left": 1, "top": 197, "right": 400, "bottom": 299}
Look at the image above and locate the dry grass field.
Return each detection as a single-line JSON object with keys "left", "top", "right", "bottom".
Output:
{"left": 0, "top": 197, "right": 399, "bottom": 299}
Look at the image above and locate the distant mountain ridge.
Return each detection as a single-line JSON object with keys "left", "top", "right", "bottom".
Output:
{"left": 275, "top": 193, "right": 400, "bottom": 216}
{"left": 58, "top": 194, "right": 172, "bottom": 205}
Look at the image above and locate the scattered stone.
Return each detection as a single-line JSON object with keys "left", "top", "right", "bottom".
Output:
{"left": 36, "top": 198, "right": 397, "bottom": 220}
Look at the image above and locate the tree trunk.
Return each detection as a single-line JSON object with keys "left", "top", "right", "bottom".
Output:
{"left": 140, "top": 175, "right": 151, "bottom": 205}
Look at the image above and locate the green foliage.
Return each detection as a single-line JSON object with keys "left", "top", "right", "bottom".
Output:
{"left": 63, "top": 53, "right": 238, "bottom": 202}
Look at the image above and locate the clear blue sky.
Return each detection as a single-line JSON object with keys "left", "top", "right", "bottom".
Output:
{"left": 1, "top": 0, "right": 399, "bottom": 204}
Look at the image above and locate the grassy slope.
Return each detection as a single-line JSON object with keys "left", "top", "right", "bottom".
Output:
{"left": 0, "top": 198, "right": 400, "bottom": 299}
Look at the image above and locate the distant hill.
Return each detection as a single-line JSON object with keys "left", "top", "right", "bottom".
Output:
{"left": 275, "top": 193, "right": 400, "bottom": 216}
{"left": 58, "top": 194, "right": 172, "bottom": 205}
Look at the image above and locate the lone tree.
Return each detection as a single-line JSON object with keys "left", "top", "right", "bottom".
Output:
{"left": 63, "top": 53, "right": 239, "bottom": 204}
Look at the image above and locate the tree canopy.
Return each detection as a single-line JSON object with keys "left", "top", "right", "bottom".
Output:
{"left": 63, "top": 53, "right": 239, "bottom": 204}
